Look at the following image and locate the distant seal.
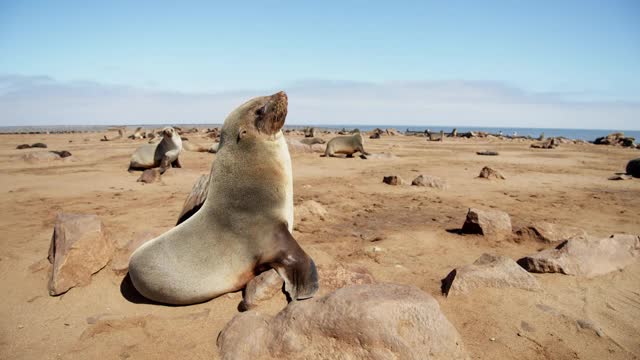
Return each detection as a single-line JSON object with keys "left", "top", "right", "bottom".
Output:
{"left": 128, "top": 127, "right": 182, "bottom": 173}
{"left": 300, "top": 137, "right": 325, "bottom": 145}
{"left": 128, "top": 91, "right": 319, "bottom": 305}
{"left": 322, "top": 133, "right": 370, "bottom": 158}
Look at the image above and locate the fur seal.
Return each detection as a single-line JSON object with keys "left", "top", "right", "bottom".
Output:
{"left": 322, "top": 133, "right": 370, "bottom": 158}
{"left": 128, "top": 127, "right": 183, "bottom": 173}
{"left": 128, "top": 91, "right": 319, "bottom": 305}
{"left": 299, "top": 137, "right": 325, "bottom": 145}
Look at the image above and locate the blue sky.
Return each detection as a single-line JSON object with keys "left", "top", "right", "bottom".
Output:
{"left": 1, "top": 0, "right": 639, "bottom": 128}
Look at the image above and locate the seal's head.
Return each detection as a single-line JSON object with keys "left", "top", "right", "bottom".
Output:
{"left": 162, "top": 126, "right": 177, "bottom": 138}
{"left": 218, "top": 91, "right": 288, "bottom": 150}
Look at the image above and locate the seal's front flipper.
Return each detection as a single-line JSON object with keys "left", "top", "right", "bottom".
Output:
{"left": 171, "top": 158, "right": 182, "bottom": 168}
{"left": 266, "top": 223, "right": 319, "bottom": 302}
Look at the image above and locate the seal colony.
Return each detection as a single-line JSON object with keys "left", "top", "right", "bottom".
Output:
{"left": 128, "top": 127, "right": 183, "bottom": 173}
{"left": 128, "top": 91, "right": 319, "bottom": 305}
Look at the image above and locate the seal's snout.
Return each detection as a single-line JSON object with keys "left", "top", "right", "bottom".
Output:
{"left": 255, "top": 91, "right": 288, "bottom": 135}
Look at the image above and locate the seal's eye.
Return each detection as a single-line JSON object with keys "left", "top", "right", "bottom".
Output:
{"left": 255, "top": 105, "right": 266, "bottom": 117}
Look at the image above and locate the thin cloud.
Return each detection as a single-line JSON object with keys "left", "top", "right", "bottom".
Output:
{"left": 0, "top": 74, "right": 638, "bottom": 129}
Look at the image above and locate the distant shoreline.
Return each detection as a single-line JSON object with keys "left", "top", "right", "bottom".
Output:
{"left": 1, "top": 124, "right": 638, "bottom": 142}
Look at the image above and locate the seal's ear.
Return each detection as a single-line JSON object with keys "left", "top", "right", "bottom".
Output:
{"left": 255, "top": 91, "right": 288, "bottom": 135}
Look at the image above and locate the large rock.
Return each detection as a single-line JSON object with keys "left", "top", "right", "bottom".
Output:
{"left": 241, "top": 264, "right": 376, "bottom": 311}
{"left": 176, "top": 174, "right": 210, "bottom": 225}
{"left": 48, "top": 214, "right": 114, "bottom": 295}
{"left": 461, "top": 208, "right": 512, "bottom": 240}
{"left": 478, "top": 166, "right": 505, "bottom": 180}
{"left": 411, "top": 174, "right": 447, "bottom": 189}
{"left": 441, "top": 254, "right": 540, "bottom": 296}
{"left": 626, "top": 158, "right": 640, "bottom": 178}
{"left": 382, "top": 175, "right": 405, "bottom": 185}
{"left": 517, "top": 234, "right": 640, "bottom": 278}
{"left": 295, "top": 200, "right": 328, "bottom": 222}
{"left": 515, "top": 222, "right": 587, "bottom": 243}
{"left": 594, "top": 132, "right": 636, "bottom": 147}
{"left": 219, "top": 284, "right": 468, "bottom": 360}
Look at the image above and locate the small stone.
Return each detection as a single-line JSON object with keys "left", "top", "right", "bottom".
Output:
{"left": 477, "top": 151, "right": 499, "bottom": 156}
{"left": 137, "top": 169, "right": 161, "bottom": 184}
{"left": 411, "top": 174, "right": 447, "bottom": 189}
{"left": 478, "top": 166, "right": 505, "bottom": 180}
{"left": 461, "top": 208, "right": 512, "bottom": 240}
{"left": 490, "top": 337, "right": 496, "bottom": 341}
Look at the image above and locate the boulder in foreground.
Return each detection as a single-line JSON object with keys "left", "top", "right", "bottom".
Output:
{"left": 219, "top": 283, "right": 468, "bottom": 360}
{"left": 517, "top": 234, "right": 640, "bottom": 278}
{"left": 442, "top": 253, "right": 540, "bottom": 296}
{"left": 48, "top": 213, "right": 114, "bottom": 295}
{"left": 240, "top": 263, "right": 376, "bottom": 310}
{"left": 461, "top": 208, "right": 512, "bottom": 240}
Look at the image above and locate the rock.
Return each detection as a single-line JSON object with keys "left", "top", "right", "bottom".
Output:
{"left": 476, "top": 151, "right": 499, "bottom": 156}
{"left": 441, "top": 254, "right": 540, "bottom": 296}
{"left": 239, "top": 269, "right": 284, "bottom": 311}
{"left": 31, "top": 142, "right": 48, "bottom": 148}
{"left": 608, "top": 174, "right": 633, "bottom": 180}
{"left": 48, "top": 213, "right": 114, "bottom": 295}
{"left": 517, "top": 234, "right": 640, "bottom": 278}
{"left": 317, "top": 263, "right": 376, "bottom": 292}
{"left": 50, "top": 150, "right": 72, "bottom": 158}
{"left": 137, "top": 169, "right": 161, "bottom": 184}
{"left": 411, "top": 174, "right": 447, "bottom": 189}
{"left": 111, "top": 232, "right": 156, "bottom": 275}
{"left": 478, "top": 166, "right": 505, "bottom": 180}
{"left": 22, "top": 151, "right": 62, "bottom": 162}
{"left": 626, "top": 158, "right": 640, "bottom": 178}
{"left": 515, "top": 222, "right": 587, "bottom": 243}
{"left": 382, "top": 175, "right": 405, "bottom": 185}
{"left": 218, "top": 283, "right": 468, "bottom": 360}
{"left": 240, "top": 263, "right": 376, "bottom": 311}
{"left": 295, "top": 200, "right": 328, "bottom": 222}
{"left": 16, "top": 144, "right": 31, "bottom": 149}
{"left": 461, "top": 208, "right": 512, "bottom": 240}
{"left": 594, "top": 132, "right": 636, "bottom": 147}
{"left": 175, "top": 174, "right": 210, "bottom": 225}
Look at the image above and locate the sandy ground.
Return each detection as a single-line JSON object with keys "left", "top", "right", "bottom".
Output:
{"left": 0, "top": 131, "right": 639, "bottom": 360}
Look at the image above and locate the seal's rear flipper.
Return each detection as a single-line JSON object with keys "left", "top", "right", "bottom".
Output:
{"left": 266, "top": 223, "right": 319, "bottom": 302}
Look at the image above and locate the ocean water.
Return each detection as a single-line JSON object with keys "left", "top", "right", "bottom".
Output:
{"left": 0, "top": 124, "right": 638, "bottom": 142}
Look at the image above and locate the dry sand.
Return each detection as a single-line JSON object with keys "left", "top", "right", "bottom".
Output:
{"left": 0, "top": 131, "right": 639, "bottom": 359}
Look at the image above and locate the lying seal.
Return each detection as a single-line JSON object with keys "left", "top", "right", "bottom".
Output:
{"left": 322, "top": 133, "right": 370, "bottom": 158}
{"left": 300, "top": 137, "right": 325, "bottom": 145}
{"left": 128, "top": 127, "right": 182, "bottom": 173}
{"left": 128, "top": 91, "right": 319, "bottom": 305}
